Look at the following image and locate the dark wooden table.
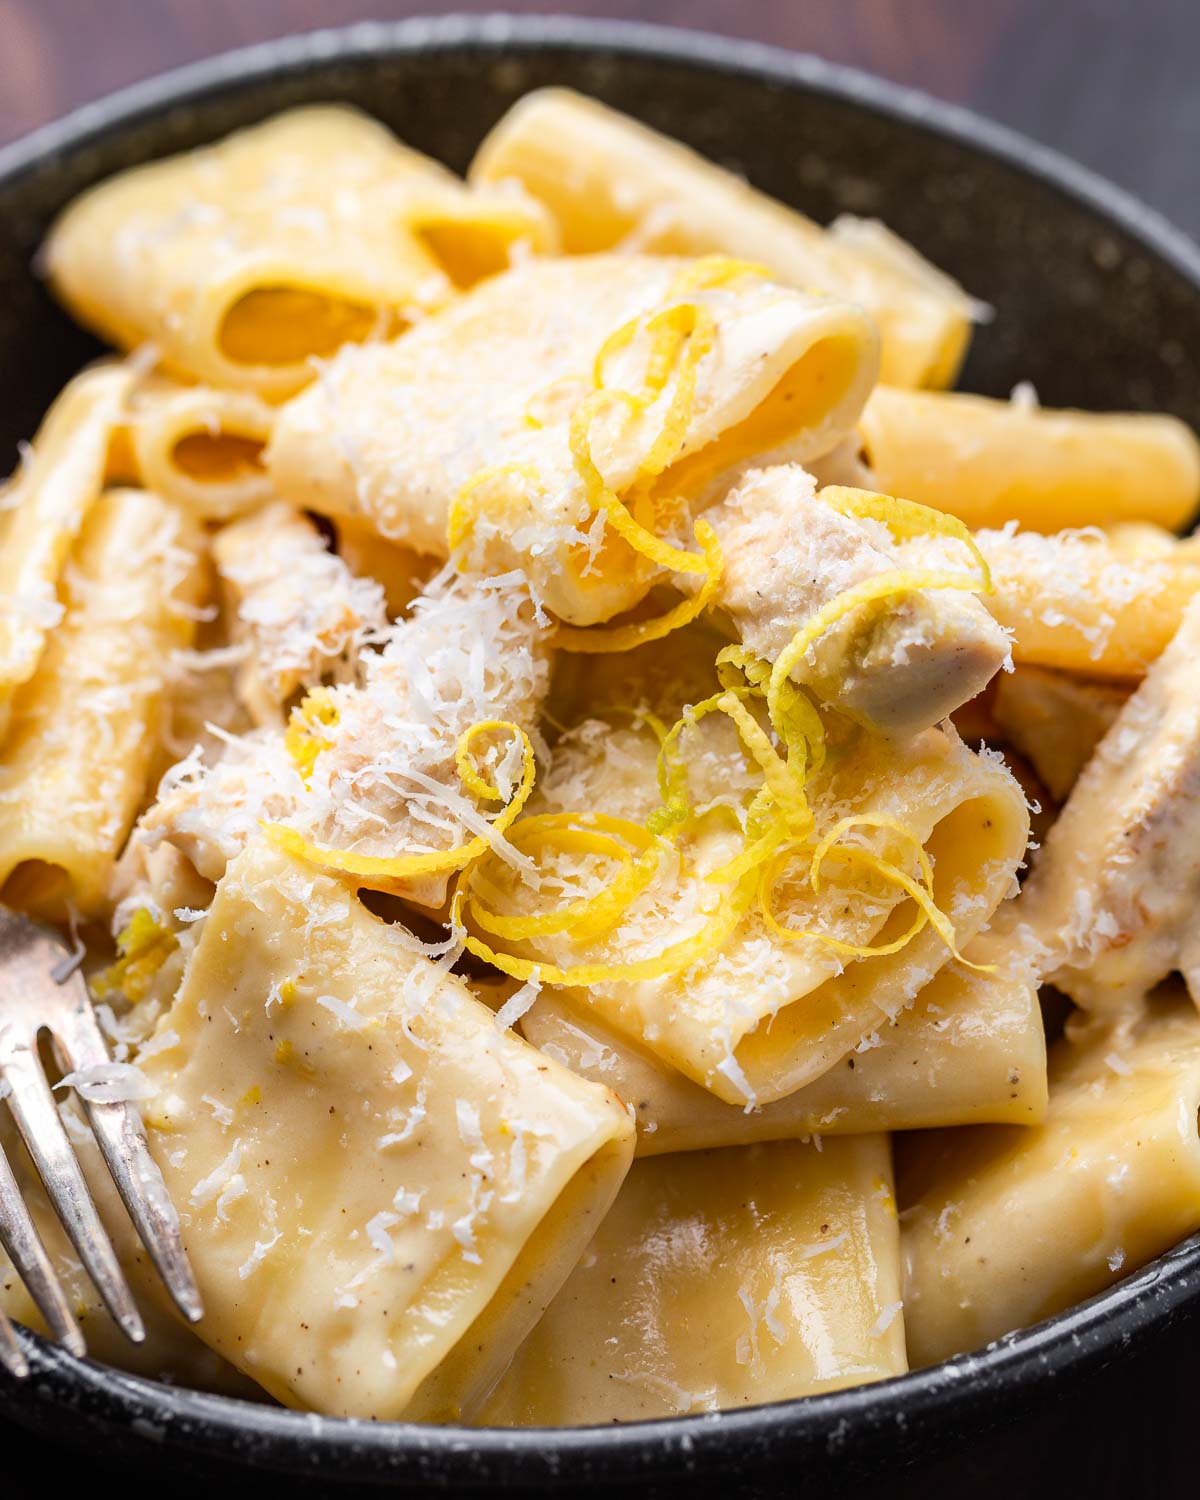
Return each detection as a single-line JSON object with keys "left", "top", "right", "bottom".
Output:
{"left": 0, "top": 2, "right": 1197, "bottom": 1496}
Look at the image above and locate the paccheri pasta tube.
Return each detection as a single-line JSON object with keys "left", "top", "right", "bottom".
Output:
{"left": 459, "top": 711, "right": 1028, "bottom": 1106}
{"left": 44, "top": 107, "right": 556, "bottom": 400}
{"left": 267, "top": 254, "right": 879, "bottom": 624}
{"left": 0, "top": 488, "right": 206, "bottom": 917}
{"left": 858, "top": 385, "right": 1200, "bottom": 533}
{"left": 479, "top": 1135, "right": 906, "bottom": 1423}
{"left": 137, "top": 840, "right": 635, "bottom": 1421}
{"left": 517, "top": 934, "right": 1047, "bottom": 1155}
{"left": 900, "top": 989, "right": 1200, "bottom": 1366}
{"left": 469, "top": 88, "right": 975, "bottom": 389}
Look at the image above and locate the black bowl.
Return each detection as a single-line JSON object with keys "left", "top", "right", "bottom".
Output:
{"left": 1, "top": 14, "right": 1198, "bottom": 1498}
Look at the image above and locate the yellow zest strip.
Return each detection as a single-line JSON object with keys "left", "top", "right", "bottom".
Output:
{"left": 555, "top": 519, "right": 723, "bottom": 656}
{"left": 807, "top": 815, "right": 931, "bottom": 894}
{"left": 667, "top": 256, "right": 772, "bottom": 295}
{"left": 451, "top": 868, "right": 758, "bottom": 989}
{"left": 646, "top": 683, "right": 747, "bottom": 836}
{"left": 464, "top": 814, "right": 661, "bottom": 944}
{"left": 821, "top": 486, "right": 993, "bottom": 593}
{"left": 760, "top": 814, "right": 992, "bottom": 969}
{"left": 716, "top": 691, "right": 813, "bottom": 839}
{"left": 448, "top": 463, "right": 545, "bottom": 553}
{"left": 592, "top": 256, "right": 768, "bottom": 396}
{"left": 760, "top": 839, "right": 931, "bottom": 959}
{"left": 634, "top": 305, "right": 715, "bottom": 480}
{"left": 455, "top": 719, "right": 524, "bottom": 801}
{"left": 702, "top": 820, "right": 785, "bottom": 887}
{"left": 592, "top": 315, "right": 648, "bottom": 398}
{"left": 715, "top": 644, "right": 826, "bottom": 775}
{"left": 766, "top": 567, "right": 985, "bottom": 738}
{"left": 284, "top": 688, "right": 340, "bottom": 787}
{"left": 265, "top": 722, "right": 535, "bottom": 887}
{"left": 568, "top": 390, "right": 709, "bottom": 576}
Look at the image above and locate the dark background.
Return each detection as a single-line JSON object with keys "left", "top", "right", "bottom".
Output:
{"left": 0, "top": 2, "right": 1197, "bottom": 1496}
{"left": 3, "top": 0, "right": 1200, "bottom": 239}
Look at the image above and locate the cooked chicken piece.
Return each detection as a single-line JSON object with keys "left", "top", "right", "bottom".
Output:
{"left": 213, "top": 501, "right": 387, "bottom": 724}
{"left": 993, "top": 665, "right": 1130, "bottom": 801}
{"left": 1017, "top": 594, "right": 1200, "bottom": 1010}
{"left": 138, "top": 730, "right": 304, "bottom": 885}
{"left": 700, "top": 466, "right": 1011, "bottom": 736}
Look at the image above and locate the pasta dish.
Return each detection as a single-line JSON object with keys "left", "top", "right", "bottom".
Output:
{"left": 1, "top": 89, "right": 1199, "bottom": 1424}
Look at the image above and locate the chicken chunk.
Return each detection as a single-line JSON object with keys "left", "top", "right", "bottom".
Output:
{"left": 213, "top": 501, "right": 387, "bottom": 724}
{"left": 701, "top": 466, "right": 1011, "bottom": 735}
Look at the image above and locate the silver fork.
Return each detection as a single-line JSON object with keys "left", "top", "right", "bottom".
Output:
{"left": 0, "top": 907, "right": 202, "bottom": 1377}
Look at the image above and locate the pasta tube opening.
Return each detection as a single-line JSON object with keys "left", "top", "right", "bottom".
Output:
{"left": 409, "top": 209, "right": 544, "bottom": 291}
{"left": 127, "top": 378, "right": 275, "bottom": 519}
{"left": 733, "top": 787, "right": 1024, "bottom": 1101}
{"left": 656, "top": 332, "right": 864, "bottom": 502}
{"left": 217, "top": 285, "right": 396, "bottom": 368}
{"left": 171, "top": 430, "right": 266, "bottom": 482}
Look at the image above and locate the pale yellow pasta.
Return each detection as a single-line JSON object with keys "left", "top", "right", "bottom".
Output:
{"left": 479, "top": 1135, "right": 905, "bottom": 1425}
{"left": 992, "top": 664, "right": 1129, "bottom": 801}
{"left": 0, "top": 488, "right": 206, "bottom": 918}
{"left": 480, "top": 714, "right": 1028, "bottom": 1106}
{"left": 44, "top": 107, "right": 556, "bottom": 399}
{"left": 974, "top": 525, "right": 1200, "bottom": 677}
{"left": 469, "top": 87, "right": 974, "bottom": 389}
{"left": 21, "top": 91, "right": 1200, "bottom": 1423}
{"left": 0, "top": 363, "right": 133, "bottom": 742}
{"left": 900, "top": 989, "right": 1200, "bottom": 1367}
{"left": 137, "top": 839, "right": 635, "bottom": 1421}
{"left": 267, "top": 253, "right": 879, "bottom": 624}
{"left": 121, "top": 376, "right": 276, "bottom": 519}
{"left": 858, "top": 385, "right": 1200, "bottom": 532}
{"left": 334, "top": 517, "right": 434, "bottom": 618}
{"left": 517, "top": 936, "right": 1047, "bottom": 1155}
{"left": 1016, "top": 596, "right": 1200, "bottom": 1011}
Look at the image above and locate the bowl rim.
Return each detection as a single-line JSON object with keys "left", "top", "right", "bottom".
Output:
{"left": 2, "top": 11, "right": 1200, "bottom": 1485}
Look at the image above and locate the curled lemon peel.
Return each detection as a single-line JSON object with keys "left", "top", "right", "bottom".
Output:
{"left": 454, "top": 719, "right": 526, "bottom": 802}
{"left": 284, "top": 688, "right": 340, "bottom": 787}
{"left": 760, "top": 839, "right": 931, "bottom": 959}
{"left": 821, "top": 486, "right": 993, "bottom": 594}
{"left": 265, "top": 722, "right": 535, "bottom": 888}
{"left": 715, "top": 691, "right": 813, "bottom": 840}
{"left": 646, "top": 683, "right": 748, "bottom": 835}
{"left": 759, "top": 814, "right": 993, "bottom": 970}
{"left": 462, "top": 813, "right": 661, "bottom": 944}
{"left": 451, "top": 866, "right": 758, "bottom": 989}
{"left": 448, "top": 462, "right": 546, "bottom": 555}
{"left": 567, "top": 390, "right": 710, "bottom": 577}
{"left": 555, "top": 519, "right": 723, "bottom": 655}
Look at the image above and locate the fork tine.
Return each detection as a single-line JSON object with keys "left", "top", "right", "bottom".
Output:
{"left": 1, "top": 1046, "right": 144, "bottom": 1344}
{"left": 0, "top": 1136, "right": 84, "bottom": 1361}
{"left": 0, "top": 1303, "right": 29, "bottom": 1379}
{"left": 51, "top": 987, "right": 202, "bottom": 1323}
